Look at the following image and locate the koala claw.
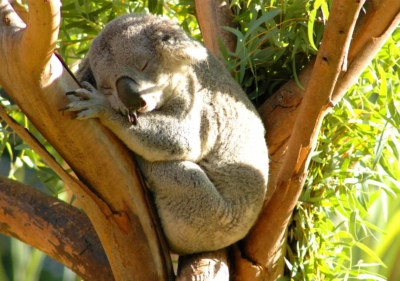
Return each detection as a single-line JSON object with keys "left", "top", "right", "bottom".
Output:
{"left": 60, "top": 85, "right": 111, "bottom": 120}
{"left": 65, "top": 91, "right": 77, "bottom": 96}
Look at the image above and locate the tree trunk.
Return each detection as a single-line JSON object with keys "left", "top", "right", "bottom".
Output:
{"left": 195, "top": 0, "right": 237, "bottom": 58}
{"left": 0, "top": 0, "right": 173, "bottom": 280}
{"left": 196, "top": 0, "right": 400, "bottom": 280}
{"left": 0, "top": 0, "right": 399, "bottom": 280}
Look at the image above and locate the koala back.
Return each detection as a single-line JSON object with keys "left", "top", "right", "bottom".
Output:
{"left": 75, "top": 13, "right": 269, "bottom": 254}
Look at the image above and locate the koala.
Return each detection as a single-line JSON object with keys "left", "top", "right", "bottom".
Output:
{"left": 62, "top": 13, "right": 269, "bottom": 255}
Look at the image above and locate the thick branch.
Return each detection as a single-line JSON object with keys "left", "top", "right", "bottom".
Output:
{"left": 20, "top": 0, "right": 60, "bottom": 76}
{"left": 237, "top": 0, "right": 365, "bottom": 279}
{"left": 0, "top": 175, "right": 113, "bottom": 281}
{"left": 247, "top": 0, "right": 363, "bottom": 266}
{"left": 235, "top": 0, "right": 399, "bottom": 280}
{"left": 176, "top": 249, "right": 229, "bottom": 280}
{"left": 332, "top": 0, "right": 400, "bottom": 103}
{"left": 0, "top": 1, "right": 173, "bottom": 280}
{"left": 195, "top": 0, "right": 236, "bottom": 58}
{"left": 258, "top": 0, "right": 400, "bottom": 197}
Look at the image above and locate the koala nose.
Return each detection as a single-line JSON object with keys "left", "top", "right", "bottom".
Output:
{"left": 116, "top": 77, "right": 145, "bottom": 110}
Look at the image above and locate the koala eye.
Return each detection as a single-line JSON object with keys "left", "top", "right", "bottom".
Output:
{"left": 140, "top": 61, "right": 149, "bottom": 72}
{"left": 161, "top": 34, "right": 171, "bottom": 42}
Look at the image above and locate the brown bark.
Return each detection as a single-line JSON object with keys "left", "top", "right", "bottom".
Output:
{"left": 234, "top": 1, "right": 400, "bottom": 280}
{"left": 237, "top": 0, "right": 366, "bottom": 277}
{"left": 195, "top": 0, "right": 237, "bottom": 58}
{"left": 195, "top": 0, "right": 399, "bottom": 280}
{"left": 0, "top": 1, "right": 173, "bottom": 280}
{"left": 176, "top": 249, "right": 229, "bottom": 280}
{"left": 0, "top": 175, "right": 113, "bottom": 281}
{"left": 0, "top": 0, "right": 398, "bottom": 280}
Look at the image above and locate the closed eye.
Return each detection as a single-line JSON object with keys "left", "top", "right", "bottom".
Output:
{"left": 141, "top": 61, "right": 148, "bottom": 72}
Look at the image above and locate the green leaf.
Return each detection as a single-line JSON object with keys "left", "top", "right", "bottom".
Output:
{"left": 14, "top": 144, "right": 31, "bottom": 151}
{"left": 244, "top": 9, "right": 281, "bottom": 41}
{"left": 354, "top": 242, "right": 386, "bottom": 267}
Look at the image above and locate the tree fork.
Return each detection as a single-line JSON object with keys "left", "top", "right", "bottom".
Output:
{"left": 236, "top": 0, "right": 400, "bottom": 280}
{"left": 196, "top": 0, "right": 399, "bottom": 280}
{"left": 0, "top": 0, "right": 173, "bottom": 280}
{"left": 0, "top": 1, "right": 398, "bottom": 280}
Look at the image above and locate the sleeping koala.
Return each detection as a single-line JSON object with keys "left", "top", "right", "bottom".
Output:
{"left": 63, "top": 13, "right": 269, "bottom": 255}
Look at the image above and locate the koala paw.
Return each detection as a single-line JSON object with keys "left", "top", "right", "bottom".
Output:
{"left": 60, "top": 81, "right": 112, "bottom": 120}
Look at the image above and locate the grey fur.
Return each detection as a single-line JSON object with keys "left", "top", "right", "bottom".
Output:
{"left": 65, "top": 14, "right": 269, "bottom": 255}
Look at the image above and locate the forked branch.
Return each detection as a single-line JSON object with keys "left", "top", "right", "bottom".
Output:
{"left": 0, "top": 1, "right": 173, "bottom": 280}
{"left": 235, "top": 0, "right": 400, "bottom": 280}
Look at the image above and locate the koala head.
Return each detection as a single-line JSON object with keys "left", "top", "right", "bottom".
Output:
{"left": 78, "top": 14, "right": 208, "bottom": 116}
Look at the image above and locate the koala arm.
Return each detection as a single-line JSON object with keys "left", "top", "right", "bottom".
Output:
{"left": 103, "top": 109, "right": 203, "bottom": 162}
{"left": 63, "top": 82, "right": 203, "bottom": 162}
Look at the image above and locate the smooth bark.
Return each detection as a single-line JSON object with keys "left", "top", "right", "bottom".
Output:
{"left": 0, "top": 1, "right": 173, "bottom": 280}
{"left": 0, "top": 0, "right": 398, "bottom": 280}
{"left": 195, "top": 0, "right": 236, "bottom": 58}
{"left": 176, "top": 249, "right": 229, "bottom": 280}
{"left": 196, "top": 0, "right": 400, "bottom": 280}
{"left": 235, "top": 1, "right": 400, "bottom": 280}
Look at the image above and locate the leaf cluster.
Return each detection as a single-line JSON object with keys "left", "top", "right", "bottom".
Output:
{"left": 58, "top": 0, "right": 200, "bottom": 68}
{"left": 282, "top": 27, "right": 400, "bottom": 280}
{"left": 0, "top": 1, "right": 398, "bottom": 280}
{"left": 222, "top": 0, "right": 328, "bottom": 106}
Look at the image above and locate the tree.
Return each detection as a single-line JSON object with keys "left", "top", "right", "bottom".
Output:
{"left": 0, "top": 0, "right": 399, "bottom": 280}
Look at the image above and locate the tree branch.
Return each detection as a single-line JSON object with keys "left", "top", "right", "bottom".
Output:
{"left": 195, "top": 0, "right": 236, "bottom": 59}
{"left": 234, "top": 1, "right": 400, "bottom": 280}
{"left": 237, "top": 0, "right": 365, "bottom": 278}
{"left": 0, "top": 175, "right": 113, "bottom": 281}
{"left": 243, "top": 0, "right": 364, "bottom": 276}
{"left": 20, "top": 0, "right": 60, "bottom": 76}
{"left": 0, "top": 1, "right": 173, "bottom": 280}
{"left": 332, "top": 0, "right": 400, "bottom": 103}
{"left": 176, "top": 249, "right": 229, "bottom": 280}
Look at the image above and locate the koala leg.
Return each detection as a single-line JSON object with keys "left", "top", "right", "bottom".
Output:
{"left": 135, "top": 157, "right": 262, "bottom": 254}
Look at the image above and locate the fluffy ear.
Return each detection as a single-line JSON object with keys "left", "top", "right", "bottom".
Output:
{"left": 75, "top": 57, "right": 97, "bottom": 87}
{"left": 152, "top": 23, "right": 208, "bottom": 64}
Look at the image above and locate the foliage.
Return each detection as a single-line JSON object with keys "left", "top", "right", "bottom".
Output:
{"left": 0, "top": 0, "right": 398, "bottom": 280}
{"left": 283, "top": 27, "right": 400, "bottom": 280}
{"left": 222, "top": 0, "right": 328, "bottom": 105}
{"left": 58, "top": 0, "right": 200, "bottom": 69}
{"left": 222, "top": 1, "right": 399, "bottom": 279}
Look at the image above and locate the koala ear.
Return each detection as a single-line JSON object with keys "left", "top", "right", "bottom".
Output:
{"left": 154, "top": 25, "right": 208, "bottom": 64}
{"left": 75, "top": 57, "right": 97, "bottom": 88}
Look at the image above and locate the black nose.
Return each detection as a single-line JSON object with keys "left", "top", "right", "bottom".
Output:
{"left": 116, "top": 77, "right": 144, "bottom": 110}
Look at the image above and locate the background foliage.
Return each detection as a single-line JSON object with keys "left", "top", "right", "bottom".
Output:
{"left": 0, "top": 0, "right": 398, "bottom": 280}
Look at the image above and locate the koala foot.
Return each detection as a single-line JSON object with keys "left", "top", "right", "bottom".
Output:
{"left": 60, "top": 81, "right": 112, "bottom": 120}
